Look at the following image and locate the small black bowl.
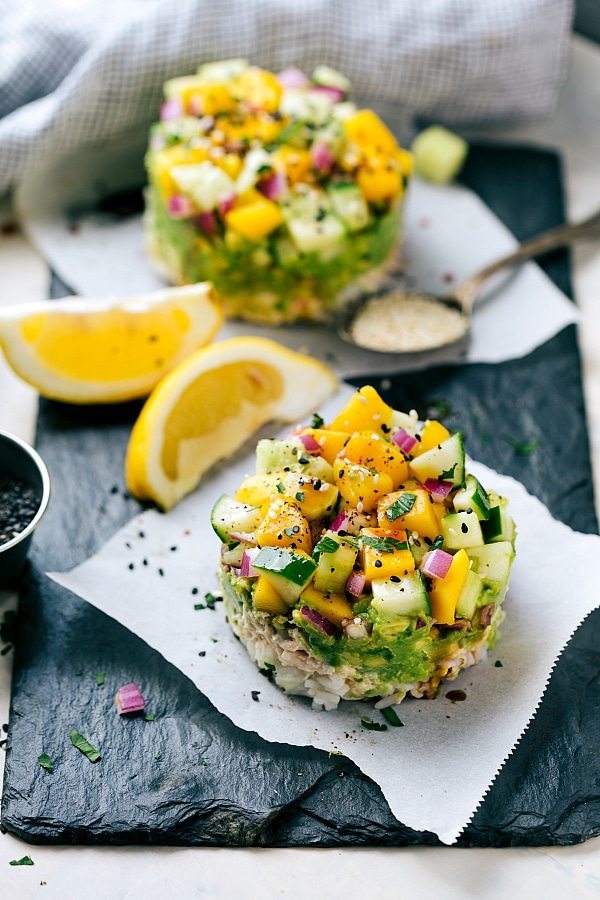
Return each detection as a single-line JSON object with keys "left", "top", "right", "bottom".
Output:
{"left": 0, "top": 430, "right": 50, "bottom": 586}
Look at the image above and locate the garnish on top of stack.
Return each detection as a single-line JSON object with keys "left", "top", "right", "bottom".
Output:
{"left": 211, "top": 386, "right": 516, "bottom": 710}
{"left": 146, "top": 59, "right": 412, "bottom": 323}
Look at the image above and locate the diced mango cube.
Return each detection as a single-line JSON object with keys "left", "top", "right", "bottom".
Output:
{"left": 184, "top": 82, "right": 235, "bottom": 116}
{"left": 254, "top": 499, "right": 312, "bottom": 554}
{"left": 334, "top": 462, "right": 393, "bottom": 513}
{"left": 344, "top": 110, "right": 398, "bottom": 154}
{"left": 218, "top": 153, "right": 244, "bottom": 179}
{"left": 225, "top": 196, "right": 284, "bottom": 241}
{"left": 330, "top": 386, "right": 393, "bottom": 434}
{"left": 357, "top": 160, "right": 402, "bottom": 202}
{"left": 233, "top": 68, "right": 282, "bottom": 112}
{"left": 235, "top": 474, "right": 280, "bottom": 516}
{"left": 429, "top": 548, "right": 470, "bottom": 625}
{"left": 152, "top": 145, "right": 209, "bottom": 199}
{"left": 274, "top": 146, "right": 312, "bottom": 185}
{"left": 360, "top": 528, "right": 415, "bottom": 582}
{"left": 254, "top": 576, "right": 289, "bottom": 615}
{"left": 413, "top": 420, "right": 451, "bottom": 457}
{"left": 377, "top": 488, "right": 440, "bottom": 540}
{"left": 301, "top": 428, "right": 350, "bottom": 465}
{"left": 342, "top": 431, "right": 409, "bottom": 490}
{"left": 300, "top": 585, "right": 354, "bottom": 627}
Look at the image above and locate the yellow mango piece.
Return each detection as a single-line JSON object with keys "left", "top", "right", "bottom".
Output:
{"left": 344, "top": 109, "right": 398, "bottom": 154}
{"left": 235, "top": 474, "right": 280, "bottom": 515}
{"left": 274, "top": 146, "right": 312, "bottom": 185}
{"left": 233, "top": 68, "right": 282, "bottom": 112}
{"left": 152, "top": 145, "right": 210, "bottom": 199}
{"left": 300, "top": 586, "right": 353, "bottom": 628}
{"left": 225, "top": 197, "right": 284, "bottom": 241}
{"left": 330, "top": 386, "right": 393, "bottom": 434}
{"left": 301, "top": 428, "right": 349, "bottom": 465}
{"left": 342, "top": 431, "right": 409, "bottom": 490}
{"left": 360, "top": 528, "right": 415, "bottom": 582}
{"left": 377, "top": 488, "right": 440, "bottom": 540}
{"left": 254, "top": 499, "right": 312, "bottom": 554}
{"left": 395, "top": 147, "right": 414, "bottom": 176}
{"left": 254, "top": 576, "right": 289, "bottom": 615}
{"left": 218, "top": 153, "right": 244, "bottom": 179}
{"left": 413, "top": 420, "right": 451, "bottom": 457}
{"left": 334, "top": 462, "right": 393, "bottom": 513}
{"left": 357, "top": 160, "right": 402, "bottom": 202}
{"left": 429, "top": 549, "right": 470, "bottom": 625}
{"left": 281, "top": 475, "right": 338, "bottom": 521}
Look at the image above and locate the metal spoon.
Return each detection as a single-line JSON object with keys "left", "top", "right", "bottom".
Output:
{"left": 338, "top": 206, "right": 600, "bottom": 354}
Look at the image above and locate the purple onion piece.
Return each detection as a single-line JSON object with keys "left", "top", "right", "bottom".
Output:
{"left": 415, "top": 617, "right": 426, "bottom": 630}
{"left": 310, "top": 85, "right": 345, "bottom": 103}
{"left": 297, "top": 432, "right": 321, "bottom": 454}
{"left": 423, "top": 479, "right": 453, "bottom": 501}
{"left": 258, "top": 171, "right": 287, "bottom": 201}
{"left": 480, "top": 604, "right": 495, "bottom": 627}
{"left": 329, "top": 511, "right": 350, "bottom": 532}
{"left": 277, "top": 67, "right": 309, "bottom": 89}
{"left": 421, "top": 549, "right": 453, "bottom": 580}
{"left": 160, "top": 98, "right": 183, "bottom": 121}
{"left": 346, "top": 570, "right": 366, "bottom": 597}
{"left": 115, "top": 682, "right": 146, "bottom": 715}
{"left": 300, "top": 606, "right": 337, "bottom": 636}
{"left": 310, "top": 141, "right": 335, "bottom": 172}
{"left": 196, "top": 211, "right": 217, "bottom": 235}
{"left": 392, "top": 428, "right": 418, "bottom": 455}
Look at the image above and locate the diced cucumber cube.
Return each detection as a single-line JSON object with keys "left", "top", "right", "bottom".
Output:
{"left": 280, "top": 89, "right": 333, "bottom": 125}
{"left": 313, "top": 532, "right": 358, "bottom": 594}
{"left": 210, "top": 494, "right": 263, "bottom": 542}
{"left": 196, "top": 58, "right": 249, "bottom": 81}
{"left": 328, "top": 183, "right": 371, "bottom": 232}
{"left": 311, "top": 65, "right": 351, "bottom": 93}
{"left": 442, "top": 511, "right": 484, "bottom": 549}
{"left": 455, "top": 570, "right": 484, "bottom": 619}
{"left": 170, "top": 161, "right": 235, "bottom": 211}
{"left": 467, "top": 542, "right": 514, "bottom": 589}
{"left": 409, "top": 433, "right": 465, "bottom": 486}
{"left": 371, "top": 572, "right": 430, "bottom": 618}
{"left": 483, "top": 502, "right": 516, "bottom": 544}
{"left": 331, "top": 101, "right": 358, "bottom": 122}
{"left": 255, "top": 439, "right": 334, "bottom": 482}
{"left": 453, "top": 475, "right": 491, "bottom": 521}
{"left": 412, "top": 125, "right": 468, "bottom": 185}
{"left": 287, "top": 214, "right": 346, "bottom": 260}
{"left": 253, "top": 547, "right": 317, "bottom": 606}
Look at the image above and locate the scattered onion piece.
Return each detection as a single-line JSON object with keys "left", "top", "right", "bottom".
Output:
{"left": 423, "top": 478, "right": 453, "bottom": 501}
{"left": 300, "top": 606, "right": 337, "bottom": 635}
{"left": 421, "top": 549, "right": 453, "bottom": 579}
{"left": 392, "top": 428, "right": 418, "bottom": 455}
{"left": 115, "top": 683, "right": 146, "bottom": 715}
{"left": 346, "top": 570, "right": 366, "bottom": 596}
{"left": 298, "top": 432, "right": 322, "bottom": 453}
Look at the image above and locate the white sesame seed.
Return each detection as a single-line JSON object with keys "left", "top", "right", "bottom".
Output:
{"left": 372, "top": 413, "right": 381, "bottom": 421}
{"left": 358, "top": 394, "right": 368, "bottom": 404}
{"left": 356, "top": 501, "right": 364, "bottom": 512}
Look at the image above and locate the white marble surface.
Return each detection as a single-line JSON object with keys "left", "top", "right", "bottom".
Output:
{"left": 1, "top": 34, "right": 600, "bottom": 900}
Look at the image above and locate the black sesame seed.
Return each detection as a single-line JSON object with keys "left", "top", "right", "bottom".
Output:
{"left": 461, "top": 523, "right": 468, "bottom": 533}
{"left": 158, "top": 568, "right": 164, "bottom": 576}
{"left": 198, "top": 651, "right": 206, "bottom": 657}
{"left": 191, "top": 587, "right": 199, "bottom": 595}
{"left": 170, "top": 545, "right": 178, "bottom": 552}
{"left": 128, "top": 563, "right": 134, "bottom": 570}
{"left": 374, "top": 560, "right": 383, "bottom": 568}
{"left": 390, "top": 575, "right": 400, "bottom": 582}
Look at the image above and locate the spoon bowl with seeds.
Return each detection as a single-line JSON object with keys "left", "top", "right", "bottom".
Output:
{"left": 338, "top": 207, "right": 600, "bottom": 354}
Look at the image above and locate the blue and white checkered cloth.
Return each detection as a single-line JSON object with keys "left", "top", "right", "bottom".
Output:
{"left": 0, "top": 0, "right": 573, "bottom": 195}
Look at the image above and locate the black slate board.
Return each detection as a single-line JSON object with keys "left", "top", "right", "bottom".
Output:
{"left": 3, "top": 144, "right": 600, "bottom": 848}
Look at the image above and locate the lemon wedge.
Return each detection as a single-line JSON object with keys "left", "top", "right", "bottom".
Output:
{"left": 125, "top": 337, "right": 338, "bottom": 509}
{"left": 0, "top": 284, "right": 223, "bottom": 404}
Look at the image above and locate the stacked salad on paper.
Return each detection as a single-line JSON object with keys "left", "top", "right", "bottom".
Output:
{"left": 211, "top": 387, "right": 516, "bottom": 710}
{"left": 145, "top": 59, "right": 412, "bottom": 322}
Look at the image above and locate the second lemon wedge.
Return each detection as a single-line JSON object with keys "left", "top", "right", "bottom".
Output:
{"left": 0, "top": 283, "right": 223, "bottom": 404}
{"left": 125, "top": 337, "right": 338, "bottom": 509}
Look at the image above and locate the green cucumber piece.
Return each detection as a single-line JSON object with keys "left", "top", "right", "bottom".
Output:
{"left": 313, "top": 532, "right": 358, "bottom": 594}
{"left": 253, "top": 547, "right": 317, "bottom": 605}
{"left": 371, "top": 571, "right": 430, "bottom": 618}
{"left": 196, "top": 58, "right": 248, "bottom": 81}
{"left": 442, "top": 511, "right": 484, "bottom": 549}
{"left": 328, "top": 183, "right": 370, "bottom": 232}
{"left": 287, "top": 213, "right": 346, "bottom": 260}
{"left": 411, "top": 125, "right": 468, "bottom": 185}
{"left": 455, "top": 570, "right": 484, "bottom": 619}
{"left": 255, "top": 439, "right": 334, "bottom": 482}
{"left": 311, "top": 65, "right": 351, "bottom": 93}
{"left": 483, "top": 502, "right": 516, "bottom": 544}
{"left": 453, "top": 475, "right": 491, "bottom": 520}
{"left": 409, "top": 433, "right": 465, "bottom": 486}
{"left": 467, "top": 542, "right": 514, "bottom": 591}
{"left": 211, "top": 494, "right": 263, "bottom": 542}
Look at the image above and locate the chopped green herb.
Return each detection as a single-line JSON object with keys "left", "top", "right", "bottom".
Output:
{"left": 144, "top": 712, "right": 156, "bottom": 722}
{"left": 360, "top": 535, "right": 408, "bottom": 553}
{"left": 507, "top": 436, "right": 540, "bottom": 456}
{"left": 428, "top": 400, "right": 451, "bottom": 419}
{"left": 494, "top": 660, "right": 503, "bottom": 668}
{"left": 313, "top": 535, "right": 339, "bottom": 558}
{"left": 276, "top": 482, "right": 284, "bottom": 494}
{"left": 198, "top": 757, "right": 209, "bottom": 766}
{"left": 360, "top": 716, "right": 388, "bottom": 732}
{"left": 37, "top": 753, "right": 54, "bottom": 772}
{"left": 154, "top": 754, "right": 162, "bottom": 761}
{"left": 194, "top": 603, "right": 206, "bottom": 610}
{"left": 95, "top": 672, "right": 105, "bottom": 687}
{"left": 9, "top": 856, "right": 34, "bottom": 866}
{"left": 295, "top": 491, "right": 305, "bottom": 502}
{"left": 439, "top": 463, "right": 457, "bottom": 480}
{"left": 256, "top": 163, "right": 273, "bottom": 175}
{"left": 263, "top": 662, "right": 275, "bottom": 671}
{"left": 431, "top": 535, "right": 444, "bottom": 551}
{"left": 70, "top": 730, "right": 101, "bottom": 763}
{"left": 311, "top": 413, "right": 324, "bottom": 429}
{"left": 386, "top": 492, "right": 416, "bottom": 520}
{"left": 204, "top": 592, "right": 222, "bottom": 610}
{"left": 381, "top": 708, "right": 404, "bottom": 727}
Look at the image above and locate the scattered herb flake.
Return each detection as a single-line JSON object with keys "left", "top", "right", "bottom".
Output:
{"left": 276, "top": 482, "right": 284, "bottom": 494}
{"left": 144, "top": 713, "right": 156, "bottom": 722}
{"left": 360, "top": 716, "right": 388, "bottom": 732}
{"left": 313, "top": 535, "right": 339, "bottom": 559}
{"left": 70, "top": 730, "right": 101, "bottom": 763}
{"left": 507, "top": 436, "right": 540, "bottom": 456}
{"left": 311, "top": 413, "right": 324, "bottom": 429}
{"left": 494, "top": 660, "right": 503, "bottom": 668}
{"left": 430, "top": 535, "right": 444, "bottom": 551}
{"left": 194, "top": 603, "right": 206, "bottom": 610}
{"left": 381, "top": 708, "right": 404, "bottom": 727}
{"left": 263, "top": 662, "right": 275, "bottom": 670}
{"left": 386, "top": 492, "right": 416, "bottom": 520}
{"left": 295, "top": 491, "right": 305, "bottom": 502}
{"left": 9, "top": 856, "right": 34, "bottom": 866}
{"left": 439, "top": 464, "right": 457, "bottom": 480}
{"left": 37, "top": 753, "right": 54, "bottom": 772}
{"left": 204, "top": 592, "right": 221, "bottom": 609}
{"left": 154, "top": 754, "right": 162, "bottom": 761}
{"left": 251, "top": 690, "right": 260, "bottom": 702}
{"left": 95, "top": 672, "right": 105, "bottom": 687}
{"left": 360, "top": 535, "right": 408, "bottom": 554}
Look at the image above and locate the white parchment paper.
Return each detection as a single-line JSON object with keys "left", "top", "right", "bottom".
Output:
{"left": 16, "top": 142, "right": 577, "bottom": 378}
{"left": 47, "top": 388, "right": 600, "bottom": 845}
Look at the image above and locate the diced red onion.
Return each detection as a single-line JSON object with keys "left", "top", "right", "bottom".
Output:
{"left": 196, "top": 211, "right": 217, "bottom": 235}
{"left": 278, "top": 67, "right": 309, "bottom": 89}
{"left": 168, "top": 195, "right": 195, "bottom": 219}
{"left": 421, "top": 549, "right": 453, "bottom": 580}
{"left": 160, "top": 98, "right": 183, "bottom": 121}
{"left": 300, "top": 606, "right": 337, "bottom": 636}
{"left": 330, "top": 511, "right": 350, "bottom": 532}
{"left": 448, "top": 618, "right": 470, "bottom": 630}
{"left": 480, "top": 604, "right": 495, "bottom": 627}
{"left": 346, "top": 570, "right": 366, "bottom": 597}
{"left": 228, "top": 531, "right": 258, "bottom": 546}
{"left": 310, "top": 85, "right": 345, "bottom": 103}
{"left": 218, "top": 193, "right": 237, "bottom": 216}
{"left": 415, "top": 617, "right": 426, "bottom": 630}
{"left": 258, "top": 171, "right": 287, "bottom": 200}
{"left": 115, "top": 682, "right": 146, "bottom": 715}
{"left": 298, "top": 433, "right": 322, "bottom": 454}
{"left": 392, "top": 428, "right": 418, "bottom": 455}
{"left": 240, "top": 547, "right": 260, "bottom": 577}
{"left": 310, "top": 141, "right": 335, "bottom": 172}
{"left": 423, "top": 479, "right": 454, "bottom": 502}
{"left": 231, "top": 566, "right": 242, "bottom": 576}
